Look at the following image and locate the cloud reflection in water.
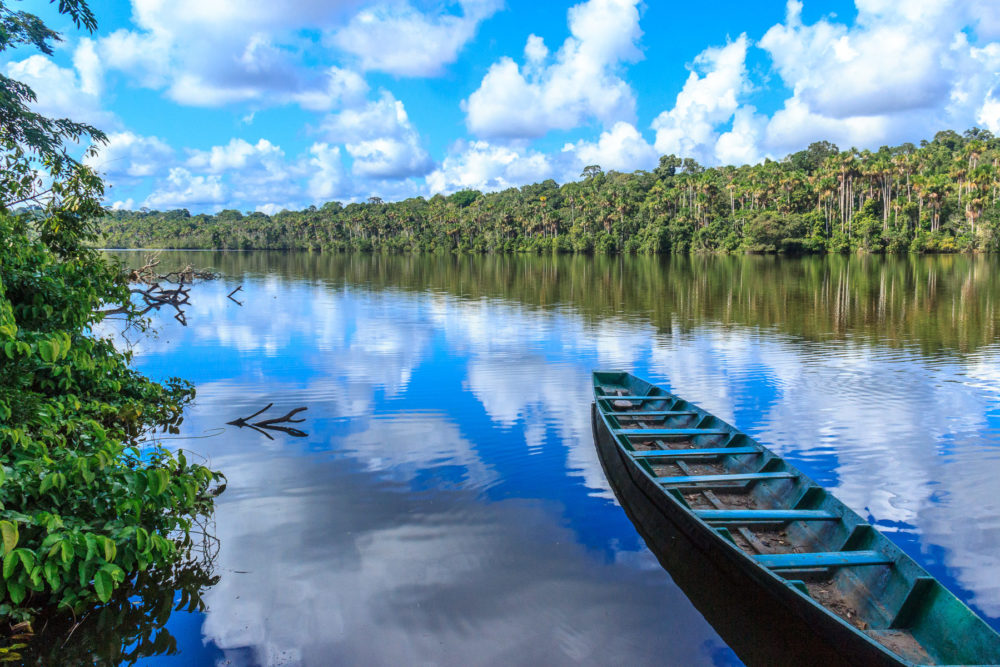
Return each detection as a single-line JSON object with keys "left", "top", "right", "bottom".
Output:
{"left": 114, "top": 253, "right": 1000, "bottom": 665}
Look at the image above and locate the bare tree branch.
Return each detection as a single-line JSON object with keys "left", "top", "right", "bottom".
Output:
{"left": 227, "top": 405, "right": 309, "bottom": 439}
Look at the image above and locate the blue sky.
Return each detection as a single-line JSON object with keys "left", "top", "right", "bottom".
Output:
{"left": 5, "top": 0, "right": 1000, "bottom": 213}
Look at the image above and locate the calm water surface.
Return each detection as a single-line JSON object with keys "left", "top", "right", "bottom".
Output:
{"left": 81, "top": 253, "right": 1000, "bottom": 665}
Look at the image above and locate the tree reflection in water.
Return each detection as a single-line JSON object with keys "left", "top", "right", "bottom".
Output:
{"left": 106, "top": 251, "right": 1000, "bottom": 355}
{"left": 14, "top": 517, "right": 221, "bottom": 666}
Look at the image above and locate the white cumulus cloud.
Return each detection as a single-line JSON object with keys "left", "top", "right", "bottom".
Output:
{"left": 651, "top": 35, "right": 751, "bottom": 166}
{"left": 427, "top": 140, "right": 554, "bottom": 194}
{"left": 5, "top": 46, "right": 117, "bottom": 129}
{"left": 293, "top": 67, "right": 369, "bottom": 112}
{"left": 138, "top": 138, "right": 315, "bottom": 212}
{"left": 760, "top": 1, "right": 950, "bottom": 119}
{"left": 566, "top": 121, "right": 658, "bottom": 174}
{"left": 94, "top": 0, "right": 368, "bottom": 109}
{"left": 186, "top": 138, "right": 285, "bottom": 174}
{"left": 464, "top": 0, "right": 643, "bottom": 139}
{"left": 85, "top": 131, "right": 174, "bottom": 182}
{"left": 144, "top": 167, "right": 227, "bottom": 210}
{"left": 757, "top": 0, "right": 1000, "bottom": 155}
{"left": 307, "top": 143, "right": 347, "bottom": 200}
{"left": 332, "top": 0, "right": 501, "bottom": 76}
{"left": 321, "top": 92, "right": 433, "bottom": 179}
{"left": 648, "top": 1, "right": 1000, "bottom": 166}
{"left": 182, "top": 139, "right": 318, "bottom": 211}
{"left": 93, "top": 0, "right": 495, "bottom": 110}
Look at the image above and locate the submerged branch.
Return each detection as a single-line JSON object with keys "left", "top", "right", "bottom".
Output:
{"left": 227, "top": 404, "right": 309, "bottom": 439}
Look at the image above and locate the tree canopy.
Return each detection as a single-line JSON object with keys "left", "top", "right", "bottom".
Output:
{"left": 99, "top": 129, "right": 1000, "bottom": 255}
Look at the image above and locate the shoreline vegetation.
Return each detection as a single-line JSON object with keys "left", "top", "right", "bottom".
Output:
{"left": 97, "top": 129, "right": 1000, "bottom": 255}
{"left": 0, "top": 0, "right": 223, "bottom": 658}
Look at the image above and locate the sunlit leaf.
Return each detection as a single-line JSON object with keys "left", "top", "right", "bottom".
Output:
{"left": 0, "top": 522, "right": 17, "bottom": 555}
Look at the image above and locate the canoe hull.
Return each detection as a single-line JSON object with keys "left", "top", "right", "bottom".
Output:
{"left": 592, "top": 402, "right": 910, "bottom": 667}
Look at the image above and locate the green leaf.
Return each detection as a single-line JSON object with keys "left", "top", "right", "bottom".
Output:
{"left": 150, "top": 534, "right": 173, "bottom": 557}
{"left": 78, "top": 561, "right": 90, "bottom": 590}
{"left": 44, "top": 513, "right": 63, "bottom": 533}
{"left": 60, "top": 540, "right": 72, "bottom": 565}
{"left": 16, "top": 549, "right": 35, "bottom": 573}
{"left": 0, "top": 522, "right": 17, "bottom": 555}
{"left": 2, "top": 554, "right": 17, "bottom": 580}
{"left": 101, "top": 537, "right": 116, "bottom": 563}
{"left": 43, "top": 561, "right": 60, "bottom": 590}
{"left": 39, "top": 474, "right": 54, "bottom": 494}
{"left": 93, "top": 568, "right": 112, "bottom": 603}
{"left": 7, "top": 581, "right": 25, "bottom": 605}
{"left": 103, "top": 563, "right": 125, "bottom": 584}
{"left": 48, "top": 336, "right": 61, "bottom": 360}
{"left": 37, "top": 340, "right": 55, "bottom": 363}
{"left": 78, "top": 458, "right": 94, "bottom": 486}
{"left": 147, "top": 468, "right": 168, "bottom": 495}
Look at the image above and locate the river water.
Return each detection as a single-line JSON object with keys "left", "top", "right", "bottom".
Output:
{"left": 82, "top": 252, "right": 1000, "bottom": 665}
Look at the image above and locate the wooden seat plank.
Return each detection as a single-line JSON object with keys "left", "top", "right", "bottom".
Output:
{"left": 615, "top": 428, "right": 730, "bottom": 437}
{"left": 597, "top": 395, "right": 668, "bottom": 401}
{"left": 630, "top": 446, "right": 758, "bottom": 458}
{"left": 612, "top": 410, "right": 697, "bottom": 417}
{"left": 696, "top": 509, "right": 840, "bottom": 523}
{"left": 656, "top": 471, "right": 796, "bottom": 485}
{"left": 755, "top": 551, "right": 892, "bottom": 569}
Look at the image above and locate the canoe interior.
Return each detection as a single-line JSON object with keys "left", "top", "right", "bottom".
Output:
{"left": 593, "top": 370, "right": 1000, "bottom": 667}
{"left": 592, "top": 402, "right": 892, "bottom": 665}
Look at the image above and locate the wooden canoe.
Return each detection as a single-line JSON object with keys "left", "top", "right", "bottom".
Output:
{"left": 592, "top": 370, "right": 1000, "bottom": 666}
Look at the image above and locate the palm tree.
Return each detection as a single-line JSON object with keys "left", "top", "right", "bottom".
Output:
{"left": 924, "top": 176, "right": 950, "bottom": 233}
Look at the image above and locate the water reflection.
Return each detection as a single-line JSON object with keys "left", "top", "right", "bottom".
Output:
{"left": 129, "top": 252, "right": 1000, "bottom": 353}
{"left": 95, "top": 251, "right": 1000, "bottom": 666}
{"left": 199, "top": 452, "right": 723, "bottom": 664}
{"left": 18, "top": 533, "right": 222, "bottom": 666}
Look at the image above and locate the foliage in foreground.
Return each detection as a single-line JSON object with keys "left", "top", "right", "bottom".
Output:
{"left": 0, "top": 210, "right": 223, "bottom": 621}
{"left": 0, "top": 0, "right": 223, "bottom": 631}
{"left": 96, "top": 129, "right": 1000, "bottom": 254}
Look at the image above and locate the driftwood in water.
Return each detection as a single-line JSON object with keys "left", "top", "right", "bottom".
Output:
{"left": 102, "top": 255, "right": 227, "bottom": 325}
{"left": 227, "top": 403, "right": 308, "bottom": 440}
{"left": 100, "top": 280, "right": 192, "bottom": 325}
{"left": 128, "top": 255, "right": 219, "bottom": 285}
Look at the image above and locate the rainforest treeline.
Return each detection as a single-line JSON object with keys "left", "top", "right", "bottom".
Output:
{"left": 97, "top": 128, "right": 1000, "bottom": 254}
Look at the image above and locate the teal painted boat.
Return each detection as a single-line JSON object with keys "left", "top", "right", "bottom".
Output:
{"left": 592, "top": 370, "right": 1000, "bottom": 667}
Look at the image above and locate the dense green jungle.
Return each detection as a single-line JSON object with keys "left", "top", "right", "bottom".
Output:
{"left": 97, "top": 129, "right": 1000, "bottom": 255}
